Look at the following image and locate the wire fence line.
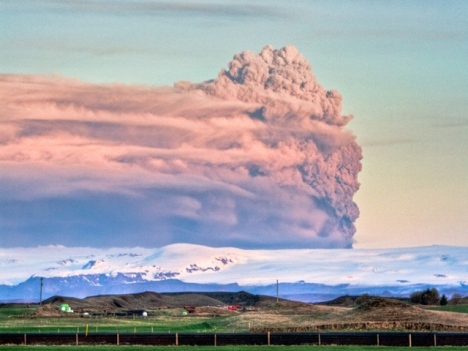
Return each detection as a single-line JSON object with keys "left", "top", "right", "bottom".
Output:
{"left": 1, "top": 332, "right": 468, "bottom": 347}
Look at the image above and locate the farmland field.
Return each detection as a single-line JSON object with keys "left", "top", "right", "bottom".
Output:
{"left": 3, "top": 292, "right": 468, "bottom": 337}
{"left": 0, "top": 304, "right": 240, "bottom": 334}
{"left": 3, "top": 303, "right": 468, "bottom": 348}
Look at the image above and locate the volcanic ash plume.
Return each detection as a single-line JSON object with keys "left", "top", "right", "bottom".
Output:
{"left": 180, "top": 45, "right": 362, "bottom": 246}
{"left": 0, "top": 45, "right": 362, "bottom": 248}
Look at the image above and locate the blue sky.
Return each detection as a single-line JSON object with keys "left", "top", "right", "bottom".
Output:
{"left": 1, "top": 0, "right": 467, "bottom": 248}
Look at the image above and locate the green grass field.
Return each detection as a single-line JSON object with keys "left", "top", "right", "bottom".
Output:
{"left": 0, "top": 305, "right": 239, "bottom": 334}
{"left": 0, "top": 316, "right": 230, "bottom": 334}
{"left": 0, "top": 305, "right": 38, "bottom": 318}
{"left": 428, "top": 304, "right": 468, "bottom": 314}
{"left": 0, "top": 316, "right": 224, "bottom": 334}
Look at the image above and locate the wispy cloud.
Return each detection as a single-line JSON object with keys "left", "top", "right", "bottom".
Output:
{"left": 359, "top": 137, "right": 415, "bottom": 148}
{"left": 2, "top": 0, "right": 283, "bottom": 19}
{"left": 434, "top": 118, "right": 468, "bottom": 129}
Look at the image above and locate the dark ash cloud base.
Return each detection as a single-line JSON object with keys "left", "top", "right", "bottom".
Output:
{"left": 0, "top": 46, "right": 362, "bottom": 249}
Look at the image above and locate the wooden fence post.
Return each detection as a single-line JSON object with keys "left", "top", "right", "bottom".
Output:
{"left": 214, "top": 333, "right": 217, "bottom": 346}
{"left": 409, "top": 333, "right": 412, "bottom": 347}
{"left": 117, "top": 333, "right": 120, "bottom": 346}
{"left": 268, "top": 331, "right": 270, "bottom": 346}
{"left": 377, "top": 333, "right": 379, "bottom": 346}
{"left": 23, "top": 334, "right": 27, "bottom": 346}
{"left": 318, "top": 333, "right": 321, "bottom": 346}
{"left": 176, "top": 333, "right": 179, "bottom": 346}
{"left": 76, "top": 333, "right": 79, "bottom": 346}
{"left": 434, "top": 333, "right": 437, "bottom": 347}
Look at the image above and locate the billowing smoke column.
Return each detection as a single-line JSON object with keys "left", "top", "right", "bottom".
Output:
{"left": 0, "top": 45, "right": 362, "bottom": 248}
{"left": 184, "top": 45, "right": 362, "bottom": 243}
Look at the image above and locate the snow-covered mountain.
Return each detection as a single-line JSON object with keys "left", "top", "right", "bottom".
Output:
{"left": 1, "top": 244, "right": 467, "bottom": 302}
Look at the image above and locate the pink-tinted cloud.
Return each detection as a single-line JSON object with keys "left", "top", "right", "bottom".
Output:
{"left": 0, "top": 46, "right": 362, "bottom": 248}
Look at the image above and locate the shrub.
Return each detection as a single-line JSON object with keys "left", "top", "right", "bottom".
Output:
{"left": 450, "top": 293, "right": 463, "bottom": 305}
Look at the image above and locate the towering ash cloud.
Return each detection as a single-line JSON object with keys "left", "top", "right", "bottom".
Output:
{"left": 0, "top": 46, "right": 362, "bottom": 248}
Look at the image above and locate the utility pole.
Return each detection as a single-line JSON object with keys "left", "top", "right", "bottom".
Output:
{"left": 39, "top": 277, "right": 43, "bottom": 306}
{"left": 276, "top": 279, "right": 279, "bottom": 304}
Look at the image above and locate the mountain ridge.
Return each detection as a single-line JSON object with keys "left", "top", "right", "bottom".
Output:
{"left": 1, "top": 244, "right": 467, "bottom": 302}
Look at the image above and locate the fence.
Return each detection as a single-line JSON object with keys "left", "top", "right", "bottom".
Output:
{"left": 1, "top": 332, "right": 468, "bottom": 346}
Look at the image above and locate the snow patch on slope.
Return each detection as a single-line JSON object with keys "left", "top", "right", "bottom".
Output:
{"left": 0, "top": 244, "right": 467, "bottom": 289}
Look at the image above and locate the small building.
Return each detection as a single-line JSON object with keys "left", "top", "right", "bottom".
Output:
{"left": 184, "top": 306, "right": 196, "bottom": 313}
{"left": 59, "top": 304, "right": 73, "bottom": 313}
{"left": 228, "top": 304, "right": 241, "bottom": 311}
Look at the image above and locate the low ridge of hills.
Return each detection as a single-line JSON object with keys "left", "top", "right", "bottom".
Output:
{"left": 40, "top": 291, "right": 280, "bottom": 313}
{"left": 6, "top": 291, "right": 468, "bottom": 332}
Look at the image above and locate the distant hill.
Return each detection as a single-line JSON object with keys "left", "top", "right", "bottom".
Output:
{"left": 40, "top": 291, "right": 284, "bottom": 314}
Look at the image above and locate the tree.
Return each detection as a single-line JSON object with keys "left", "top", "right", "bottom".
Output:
{"left": 421, "top": 288, "right": 440, "bottom": 305}
{"left": 410, "top": 288, "right": 440, "bottom": 305}
{"left": 440, "top": 294, "right": 448, "bottom": 306}
{"left": 410, "top": 291, "right": 422, "bottom": 304}
{"left": 450, "top": 293, "right": 463, "bottom": 305}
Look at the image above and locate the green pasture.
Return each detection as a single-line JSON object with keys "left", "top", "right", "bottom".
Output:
{"left": 428, "top": 304, "right": 468, "bottom": 314}
{"left": 0, "top": 315, "right": 230, "bottom": 334}
{"left": 0, "top": 305, "right": 237, "bottom": 334}
{"left": 0, "top": 305, "right": 38, "bottom": 318}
